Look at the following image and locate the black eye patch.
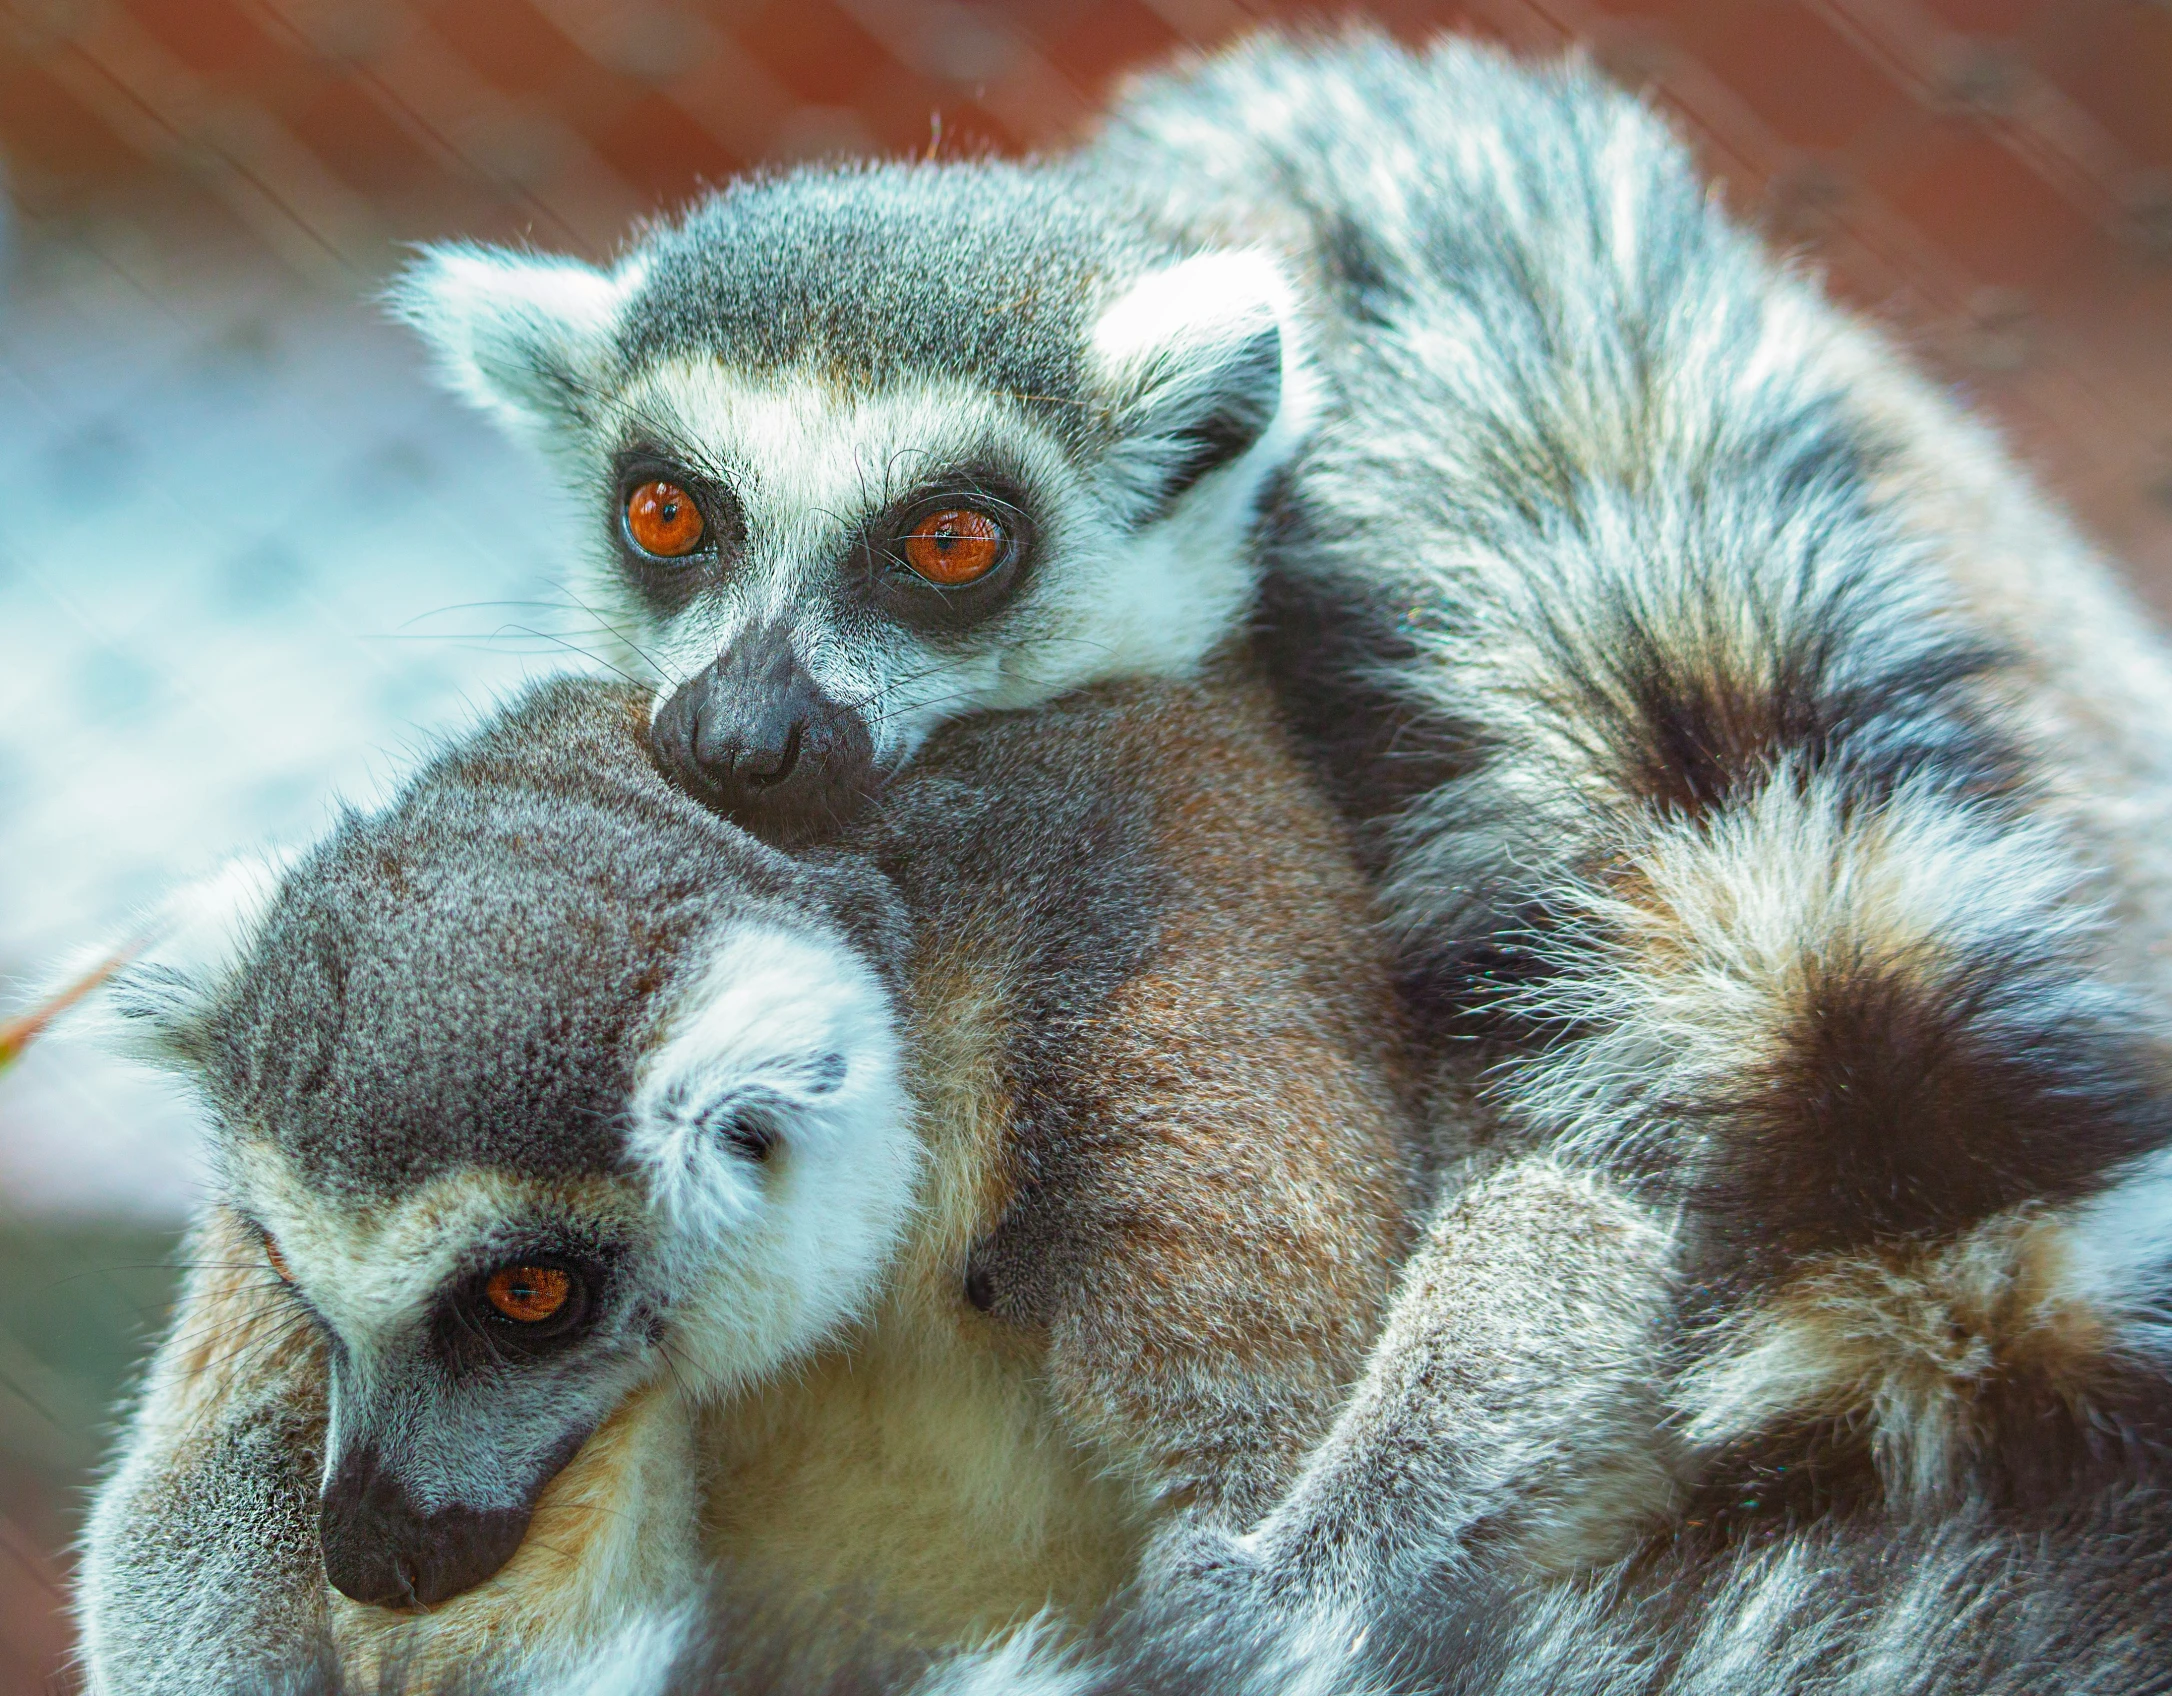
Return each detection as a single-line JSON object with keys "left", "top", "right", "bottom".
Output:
{"left": 858, "top": 474, "right": 1039, "bottom": 636}
{"left": 435, "top": 1249, "right": 611, "bottom": 1372}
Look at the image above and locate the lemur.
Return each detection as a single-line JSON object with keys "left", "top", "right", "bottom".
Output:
{"left": 393, "top": 162, "right": 1311, "bottom": 848}
{"left": 358, "top": 26, "right": 2172, "bottom": 1694}
{"left": 390, "top": 30, "right": 2172, "bottom": 1010}
{"left": 75, "top": 666, "right": 1416, "bottom": 1694}
{"left": 932, "top": 30, "right": 2172, "bottom": 1692}
{"left": 391, "top": 17, "right": 2172, "bottom": 1258}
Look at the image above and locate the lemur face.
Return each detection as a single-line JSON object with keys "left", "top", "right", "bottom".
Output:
{"left": 104, "top": 684, "right": 915, "bottom": 1610}
{"left": 396, "top": 162, "right": 1310, "bottom": 843}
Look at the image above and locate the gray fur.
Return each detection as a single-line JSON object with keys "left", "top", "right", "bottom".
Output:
{"left": 531, "top": 29, "right": 2172, "bottom": 1694}
{"left": 619, "top": 163, "right": 1133, "bottom": 433}
{"left": 893, "top": 31, "right": 2172, "bottom": 1694}
{"left": 205, "top": 688, "right": 852, "bottom": 1201}
{"left": 1087, "top": 29, "right": 2172, "bottom": 1014}
{"left": 79, "top": 24, "right": 2172, "bottom": 1696}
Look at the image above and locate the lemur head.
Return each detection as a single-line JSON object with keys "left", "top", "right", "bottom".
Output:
{"left": 104, "top": 682, "right": 915, "bottom": 1611}
{"left": 394, "top": 161, "right": 1310, "bottom": 843}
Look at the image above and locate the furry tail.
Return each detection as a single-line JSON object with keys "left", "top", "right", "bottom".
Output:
{"left": 1068, "top": 27, "right": 2172, "bottom": 1692}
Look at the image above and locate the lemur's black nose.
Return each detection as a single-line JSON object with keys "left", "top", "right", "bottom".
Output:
{"left": 319, "top": 1445, "right": 529, "bottom": 1610}
{"left": 651, "top": 623, "right": 879, "bottom": 845}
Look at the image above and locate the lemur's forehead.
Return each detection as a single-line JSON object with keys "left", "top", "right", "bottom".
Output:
{"left": 616, "top": 361, "right": 1088, "bottom": 532}
{"left": 199, "top": 772, "right": 817, "bottom": 1201}
{"left": 617, "top": 161, "right": 1139, "bottom": 415}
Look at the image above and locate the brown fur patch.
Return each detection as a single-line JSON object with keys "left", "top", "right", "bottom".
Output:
{"left": 1682, "top": 1207, "right": 2113, "bottom": 1502}
{"left": 692, "top": 661, "right": 1422, "bottom": 1638}
{"left": 162, "top": 1206, "right": 328, "bottom": 1425}
{"left": 937, "top": 659, "right": 1419, "bottom": 1518}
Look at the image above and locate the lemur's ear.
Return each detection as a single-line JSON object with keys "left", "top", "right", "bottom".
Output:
{"left": 390, "top": 244, "right": 640, "bottom": 440}
{"left": 628, "top": 922, "right": 905, "bottom": 1250}
{"left": 79, "top": 851, "right": 296, "bottom": 1072}
{"left": 1091, "top": 251, "right": 1313, "bottom": 521}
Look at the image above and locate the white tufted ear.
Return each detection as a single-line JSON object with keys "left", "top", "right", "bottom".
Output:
{"left": 1091, "top": 250, "right": 1316, "bottom": 520}
{"left": 390, "top": 243, "right": 644, "bottom": 442}
{"left": 627, "top": 922, "right": 917, "bottom": 1394}
{"left": 61, "top": 849, "right": 299, "bottom": 1070}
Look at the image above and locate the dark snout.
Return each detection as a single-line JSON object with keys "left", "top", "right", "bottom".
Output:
{"left": 319, "top": 1445, "right": 529, "bottom": 1610}
{"left": 651, "top": 624, "right": 879, "bottom": 845}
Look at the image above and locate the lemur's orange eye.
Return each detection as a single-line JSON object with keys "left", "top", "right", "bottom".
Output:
{"left": 484, "top": 1265, "right": 572, "bottom": 1324}
{"left": 903, "top": 508, "right": 1005, "bottom": 586}
{"left": 626, "top": 480, "right": 705, "bottom": 558}
{"left": 265, "top": 1236, "right": 293, "bottom": 1283}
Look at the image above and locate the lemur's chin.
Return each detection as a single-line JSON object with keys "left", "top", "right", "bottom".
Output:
{"left": 650, "top": 640, "right": 882, "bottom": 846}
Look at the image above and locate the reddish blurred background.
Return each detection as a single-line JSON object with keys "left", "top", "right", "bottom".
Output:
{"left": 0, "top": 0, "right": 2167, "bottom": 1688}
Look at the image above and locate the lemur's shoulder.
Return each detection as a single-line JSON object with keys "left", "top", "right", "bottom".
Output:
{"left": 851, "top": 661, "right": 1418, "bottom": 1517}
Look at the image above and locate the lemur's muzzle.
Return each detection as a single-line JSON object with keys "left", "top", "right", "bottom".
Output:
{"left": 319, "top": 1444, "right": 530, "bottom": 1610}
{"left": 651, "top": 624, "right": 878, "bottom": 845}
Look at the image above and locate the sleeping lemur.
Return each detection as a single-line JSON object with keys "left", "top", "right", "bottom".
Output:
{"left": 75, "top": 667, "right": 1415, "bottom": 1694}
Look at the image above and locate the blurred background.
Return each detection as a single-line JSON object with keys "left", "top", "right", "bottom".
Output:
{"left": 0, "top": 0, "right": 2167, "bottom": 1684}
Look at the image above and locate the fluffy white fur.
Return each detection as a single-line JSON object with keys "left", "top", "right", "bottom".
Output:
{"left": 1089, "top": 250, "right": 1316, "bottom": 510}
{"left": 628, "top": 920, "right": 917, "bottom": 1397}
{"left": 2059, "top": 1144, "right": 2172, "bottom": 1356}
{"left": 391, "top": 245, "right": 644, "bottom": 446}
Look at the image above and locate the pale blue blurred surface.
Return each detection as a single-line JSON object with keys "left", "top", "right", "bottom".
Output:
{"left": 0, "top": 193, "right": 600, "bottom": 1218}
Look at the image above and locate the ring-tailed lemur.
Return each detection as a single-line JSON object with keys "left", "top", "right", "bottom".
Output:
{"left": 76, "top": 667, "right": 1416, "bottom": 1693}
{"left": 392, "top": 32, "right": 2172, "bottom": 1025}
{"left": 427, "top": 28, "right": 2172, "bottom": 1695}
{"left": 394, "top": 165, "right": 1311, "bottom": 845}
{"left": 894, "top": 30, "right": 2172, "bottom": 1694}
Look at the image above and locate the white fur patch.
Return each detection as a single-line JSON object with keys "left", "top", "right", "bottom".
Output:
{"left": 392, "top": 243, "right": 644, "bottom": 441}
{"left": 628, "top": 920, "right": 917, "bottom": 1395}
{"left": 2060, "top": 1144, "right": 2172, "bottom": 1354}
{"left": 536, "top": 1602, "right": 701, "bottom": 1696}
{"left": 1091, "top": 249, "right": 1318, "bottom": 521}
{"left": 1090, "top": 251, "right": 1301, "bottom": 408}
{"left": 236, "top": 1155, "right": 636, "bottom": 1347}
{"left": 618, "top": 359, "right": 1270, "bottom": 772}
{"left": 915, "top": 1615, "right": 1102, "bottom": 1696}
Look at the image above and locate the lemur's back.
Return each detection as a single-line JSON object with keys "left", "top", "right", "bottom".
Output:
{"left": 690, "top": 662, "right": 1413, "bottom": 1644}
